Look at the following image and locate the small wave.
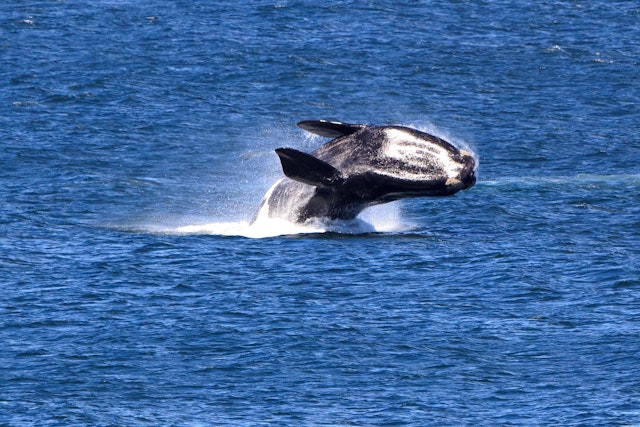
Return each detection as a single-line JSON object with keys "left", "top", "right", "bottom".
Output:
{"left": 480, "top": 173, "right": 640, "bottom": 188}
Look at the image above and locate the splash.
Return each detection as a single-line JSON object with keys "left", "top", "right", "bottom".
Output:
{"left": 118, "top": 120, "right": 469, "bottom": 238}
{"left": 165, "top": 202, "right": 409, "bottom": 238}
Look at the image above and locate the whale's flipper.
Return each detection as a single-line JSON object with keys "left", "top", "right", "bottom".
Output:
{"left": 275, "top": 148, "right": 344, "bottom": 187}
{"left": 297, "top": 120, "right": 363, "bottom": 138}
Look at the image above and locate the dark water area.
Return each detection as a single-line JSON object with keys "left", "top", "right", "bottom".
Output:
{"left": 1, "top": 1, "right": 639, "bottom": 425}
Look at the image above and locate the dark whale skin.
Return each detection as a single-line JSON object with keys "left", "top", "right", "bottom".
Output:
{"left": 255, "top": 120, "right": 476, "bottom": 223}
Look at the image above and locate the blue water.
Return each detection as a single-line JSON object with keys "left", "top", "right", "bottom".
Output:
{"left": 2, "top": 1, "right": 639, "bottom": 425}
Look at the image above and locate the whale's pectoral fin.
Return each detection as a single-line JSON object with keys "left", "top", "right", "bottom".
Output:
{"left": 275, "top": 148, "right": 344, "bottom": 187}
{"left": 297, "top": 120, "right": 363, "bottom": 138}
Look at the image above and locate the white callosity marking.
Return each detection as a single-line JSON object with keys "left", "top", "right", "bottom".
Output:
{"left": 381, "top": 128, "right": 463, "bottom": 180}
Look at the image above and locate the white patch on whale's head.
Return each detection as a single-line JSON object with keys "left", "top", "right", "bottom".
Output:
{"left": 381, "top": 128, "right": 468, "bottom": 182}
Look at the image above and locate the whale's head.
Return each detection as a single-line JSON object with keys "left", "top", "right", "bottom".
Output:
{"left": 348, "top": 126, "right": 476, "bottom": 201}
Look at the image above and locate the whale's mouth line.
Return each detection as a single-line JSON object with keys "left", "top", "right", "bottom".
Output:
{"left": 369, "top": 165, "right": 476, "bottom": 197}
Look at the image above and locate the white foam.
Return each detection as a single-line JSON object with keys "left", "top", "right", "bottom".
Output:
{"left": 173, "top": 218, "right": 324, "bottom": 238}
{"left": 151, "top": 201, "right": 410, "bottom": 239}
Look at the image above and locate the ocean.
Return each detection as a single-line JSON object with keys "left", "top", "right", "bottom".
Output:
{"left": 1, "top": 1, "right": 639, "bottom": 425}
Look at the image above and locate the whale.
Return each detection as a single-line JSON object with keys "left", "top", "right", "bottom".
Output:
{"left": 254, "top": 120, "right": 476, "bottom": 224}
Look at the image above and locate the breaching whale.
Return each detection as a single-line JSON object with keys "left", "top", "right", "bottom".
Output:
{"left": 254, "top": 120, "right": 476, "bottom": 224}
